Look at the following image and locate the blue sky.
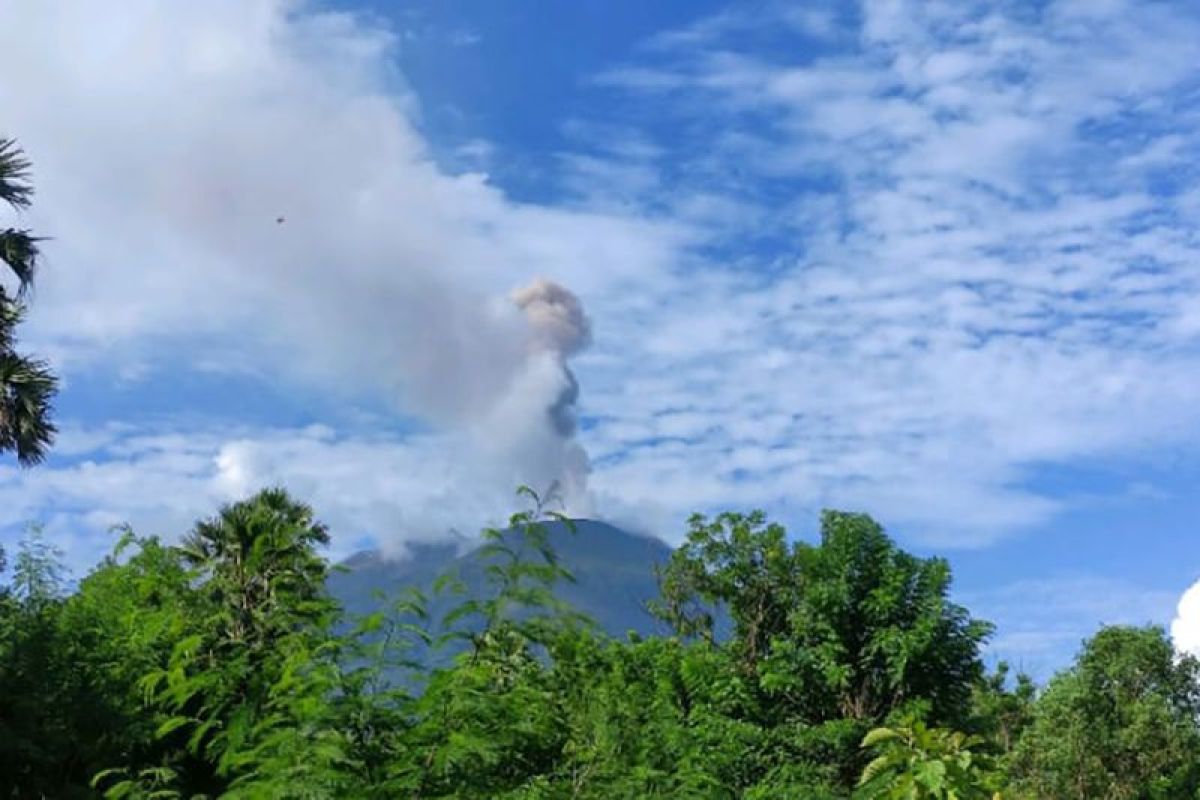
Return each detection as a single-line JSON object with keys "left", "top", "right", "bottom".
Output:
{"left": 2, "top": 0, "right": 1200, "bottom": 676}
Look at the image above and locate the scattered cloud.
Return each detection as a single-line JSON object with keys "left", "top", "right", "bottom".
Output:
{"left": 448, "top": 29, "right": 482, "bottom": 48}
{"left": 0, "top": 422, "right": 544, "bottom": 574}
{"left": 579, "top": 0, "right": 1200, "bottom": 544}
{"left": 2, "top": 0, "right": 1200, "bottom": 575}
{"left": 964, "top": 576, "right": 1179, "bottom": 678}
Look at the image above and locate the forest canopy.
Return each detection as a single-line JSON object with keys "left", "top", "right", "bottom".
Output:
{"left": 2, "top": 488, "right": 1197, "bottom": 799}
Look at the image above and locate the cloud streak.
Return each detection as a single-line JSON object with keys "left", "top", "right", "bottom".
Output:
{"left": 581, "top": 0, "right": 1200, "bottom": 544}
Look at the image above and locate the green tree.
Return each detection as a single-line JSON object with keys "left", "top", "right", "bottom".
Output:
{"left": 180, "top": 486, "right": 334, "bottom": 648}
{"left": 10, "top": 523, "right": 63, "bottom": 604}
{"left": 649, "top": 509, "right": 992, "bottom": 793}
{"left": 0, "top": 137, "right": 56, "bottom": 466}
{"left": 0, "top": 529, "right": 71, "bottom": 796}
{"left": 652, "top": 511, "right": 795, "bottom": 668}
{"left": 761, "top": 512, "right": 991, "bottom": 728}
{"left": 63, "top": 531, "right": 202, "bottom": 791}
{"left": 390, "top": 489, "right": 588, "bottom": 798}
{"left": 1009, "top": 625, "right": 1200, "bottom": 799}
{"left": 967, "top": 662, "right": 1035, "bottom": 771}
{"left": 3, "top": 494, "right": 1095, "bottom": 800}
{"left": 0, "top": 528, "right": 158, "bottom": 798}
{"left": 103, "top": 489, "right": 341, "bottom": 798}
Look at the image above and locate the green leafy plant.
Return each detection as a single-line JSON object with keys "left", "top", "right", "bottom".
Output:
{"left": 858, "top": 718, "right": 1002, "bottom": 799}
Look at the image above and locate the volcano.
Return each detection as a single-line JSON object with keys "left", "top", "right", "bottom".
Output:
{"left": 327, "top": 519, "right": 676, "bottom": 660}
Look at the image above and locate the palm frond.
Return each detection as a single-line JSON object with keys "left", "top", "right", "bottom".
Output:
{"left": 0, "top": 300, "right": 21, "bottom": 351}
{"left": 0, "top": 347, "right": 58, "bottom": 466}
{"left": 1, "top": 228, "right": 42, "bottom": 292}
{"left": 0, "top": 138, "right": 34, "bottom": 210}
{"left": 0, "top": 140, "right": 54, "bottom": 468}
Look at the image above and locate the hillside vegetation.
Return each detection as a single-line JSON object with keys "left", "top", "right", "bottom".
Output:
{"left": 2, "top": 487, "right": 1198, "bottom": 799}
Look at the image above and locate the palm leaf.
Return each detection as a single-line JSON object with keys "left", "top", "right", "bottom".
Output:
{"left": 0, "top": 228, "right": 42, "bottom": 292}
{"left": 0, "top": 347, "right": 57, "bottom": 466}
{"left": 0, "top": 138, "right": 34, "bottom": 209}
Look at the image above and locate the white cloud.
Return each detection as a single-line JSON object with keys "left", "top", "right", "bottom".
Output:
{"left": 1171, "top": 579, "right": 1200, "bottom": 658}
{"left": 0, "top": 423, "right": 540, "bottom": 574}
{"left": 448, "top": 30, "right": 482, "bottom": 48}
{"left": 0, "top": 0, "right": 687, "bottom": 532}
{"left": 3, "top": 0, "right": 1200, "bottom": 564}
{"left": 577, "top": 0, "right": 1200, "bottom": 543}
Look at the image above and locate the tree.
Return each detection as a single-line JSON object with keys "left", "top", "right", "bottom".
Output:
{"left": 968, "top": 662, "right": 1035, "bottom": 767}
{"left": 761, "top": 512, "right": 991, "bottom": 728}
{"left": 1009, "top": 625, "right": 1200, "bottom": 799}
{"left": 103, "top": 489, "right": 340, "bottom": 798}
{"left": 10, "top": 523, "right": 64, "bottom": 605}
{"left": 33, "top": 491, "right": 1200, "bottom": 800}
{"left": 179, "top": 486, "right": 334, "bottom": 648}
{"left": 649, "top": 509, "right": 993, "bottom": 793}
{"left": 0, "top": 137, "right": 56, "bottom": 466}
{"left": 390, "top": 488, "right": 587, "bottom": 797}
{"left": 652, "top": 511, "right": 796, "bottom": 668}
{"left": 0, "top": 528, "right": 144, "bottom": 799}
{"left": 0, "top": 529, "right": 71, "bottom": 796}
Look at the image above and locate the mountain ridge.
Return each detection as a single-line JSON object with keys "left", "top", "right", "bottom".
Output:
{"left": 327, "top": 519, "right": 676, "bottom": 643}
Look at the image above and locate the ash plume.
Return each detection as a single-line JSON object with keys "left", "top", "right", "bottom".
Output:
{"left": 266, "top": 272, "right": 595, "bottom": 524}
{"left": 511, "top": 278, "right": 592, "bottom": 359}
{"left": 511, "top": 278, "right": 592, "bottom": 439}
{"left": 494, "top": 278, "right": 593, "bottom": 511}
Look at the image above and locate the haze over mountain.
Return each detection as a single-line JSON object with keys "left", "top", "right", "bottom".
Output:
{"left": 328, "top": 519, "right": 676, "bottom": 648}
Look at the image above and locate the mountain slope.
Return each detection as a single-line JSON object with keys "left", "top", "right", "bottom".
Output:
{"left": 327, "top": 519, "right": 675, "bottom": 644}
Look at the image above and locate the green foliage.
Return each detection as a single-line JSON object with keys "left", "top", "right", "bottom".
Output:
{"left": 0, "top": 528, "right": 185, "bottom": 797}
{"left": 651, "top": 508, "right": 993, "bottom": 790}
{"left": 11, "top": 523, "right": 63, "bottom": 604}
{"left": 385, "top": 487, "right": 588, "bottom": 797}
{"left": 766, "top": 512, "right": 992, "bottom": 725}
{"left": 1008, "top": 625, "right": 1200, "bottom": 799}
{"left": 106, "top": 489, "right": 341, "bottom": 798}
{"left": 5, "top": 489, "right": 1196, "bottom": 799}
{"left": 0, "top": 136, "right": 56, "bottom": 466}
{"left": 439, "top": 486, "right": 591, "bottom": 653}
{"left": 857, "top": 718, "right": 1002, "bottom": 799}
{"left": 652, "top": 510, "right": 795, "bottom": 660}
{"left": 967, "top": 661, "right": 1035, "bottom": 769}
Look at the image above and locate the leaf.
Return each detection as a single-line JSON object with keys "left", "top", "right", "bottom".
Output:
{"left": 862, "top": 726, "right": 903, "bottom": 748}
{"left": 354, "top": 611, "right": 385, "bottom": 635}
{"left": 155, "top": 715, "right": 193, "bottom": 739}
{"left": 860, "top": 754, "right": 893, "bottom": 786}
{"left": 914, "top": 759, "right": 947, "bottom": 791}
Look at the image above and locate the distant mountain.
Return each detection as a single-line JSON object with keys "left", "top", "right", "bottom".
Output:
{"left": 327, "top": 519, "right": 676, "bottom": 653}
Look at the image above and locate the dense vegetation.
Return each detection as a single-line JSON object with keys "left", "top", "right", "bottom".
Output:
{"left": 2, "top": 489, "right": 1198, "bottom": 799}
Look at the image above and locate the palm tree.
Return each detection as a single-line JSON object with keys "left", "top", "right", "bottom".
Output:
{"left": 180, "top": 487, "right": 333, "bottom": 648}
{"left": 0, "top": 137, "right": 56, "bottom": 466}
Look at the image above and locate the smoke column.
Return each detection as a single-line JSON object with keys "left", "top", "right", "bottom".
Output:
{"left": 512, "top": 278, "right": 592, "bottom": 435}
{"left": 272, "top": 272, "right": 596, "bottom": 528}
{"left": 492, "top": 278, "right": 593, "bottom": 511}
